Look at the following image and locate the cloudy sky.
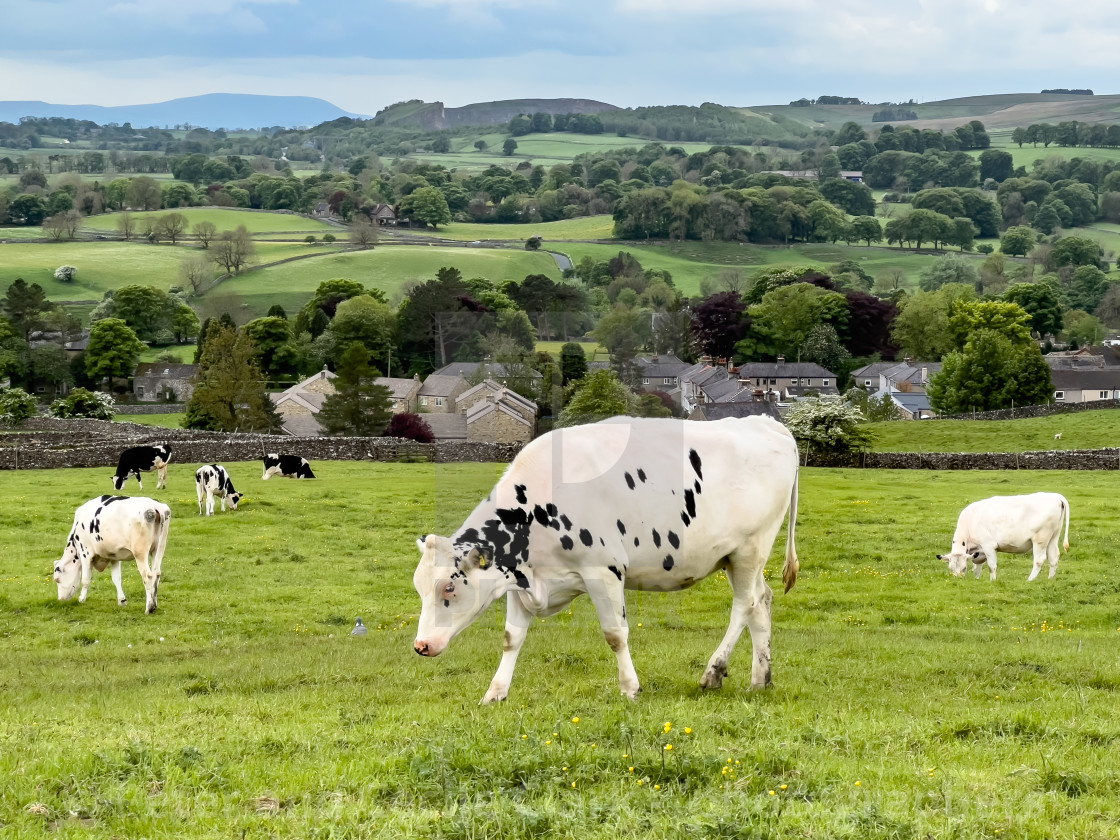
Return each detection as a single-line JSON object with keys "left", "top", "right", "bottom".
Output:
{"left": 3, "top": 0, "right": 1118, "bottom": 112}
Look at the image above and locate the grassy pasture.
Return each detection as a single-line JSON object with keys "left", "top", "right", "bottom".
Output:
{"left": 395, "top": 215, "right": 614, "bottom": 243}
{"left": 139, "top": 344, "right": 196, "bottom": 363}
{"left": 2, "top": 463, "right": 1120, "bottom": 837}
{"left": 866, "top": 407, "right": 1120, "bottom": 453}
{"left": 112, "top": 413, "right": 185, "bottom": 428}
{"left": 80, "top": 209, "right": 341, "bottom": 235}
{"left": 224, "top": 245, "right": 562, "bottom": 317}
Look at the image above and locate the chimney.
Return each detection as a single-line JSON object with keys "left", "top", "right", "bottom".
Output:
{"left": 904, "top": 356, "right": 914, "bottom": 365}
{"left": 921, "top": 367, "right": 928, "bottom": 384}
{"left": 413, "top": 373, "right": 420, "bottom": 381}
{"left": 321, "top": 365, "right": 329, "bottom": 379}
{"left": 777, "top": 355, "right": 785, "bottom": 364}
{"left": 651, "top": 355, "right": 659, "bottom": 363}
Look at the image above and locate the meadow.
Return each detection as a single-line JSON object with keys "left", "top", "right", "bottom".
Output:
{"left": 395, "top": 215, "right": 614, "bottom": 243}
{"left": 2, "top": 461, "right": 1120, "bottom": 838}
{"left": 866, "top": 407, "right": 1120, "bottom": 453}
{"left": 112, "top": 413, "right": 185, "bottom": 428}
{"left": 79, "top": 209, "right": 342, "bottom": 236}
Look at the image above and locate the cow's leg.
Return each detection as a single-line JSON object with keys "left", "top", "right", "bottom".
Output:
{"left": 157, "top": 462, "right": 167, "bottom": 490}
{"left": 1029, "top": 539, "right": 1047, "bottom": 582}
{"left": 973, "top": 559, "right": 984, "bottom": 579}
{"left": 196, "top": 484, "right": 204, "bottom": 516}
{"left": 702, "top": 552, "right": 772, "bottom": 690}
{"left": 78, "top": 553, "right": 93, "bottom": 604}
{"left": 133, "top": 538, "right": 158, "bottom": 613}
{"left": 206, "top": 492, "right": 215, "bottom": 516}
{"left": 584, "top": 573, "right": 640, "bottom": 700}
{"left": 982, "top": 546, "right": 998, "bottom": 581}
{"left": 134, "top": 470, "right": 143, "bottom": 490}
{"left": 110, "top": 561, "right": 127, "bottom": 604}
{"left": 1047, "top": 534, "right": 1061, "bottom": 579}
{"left": 481, "top": 595, "right": 534, "bottom": 705}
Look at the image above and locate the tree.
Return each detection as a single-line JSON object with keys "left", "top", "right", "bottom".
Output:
{"left": 348, "top": 215, "right": 378, "bottom": 249}
{"left": 1003, "top": 283, "right": 1063, "bottom": 337}
{"left": 171, "top": 304, "right": 201, "bottom": 344}
{"left": 397, "top": 268, "right": 485, "bottom": 370}
{"left": 1052, "top": 237, "right": 1102, "bottom": 269}
{"left": 557, "top": 369, "right": 637, "bottom": 427}
{"left": 126, "top": 176, "right": 161, "bottom": 210}
{"left": 43, "top": 211, "right": 81, "bottom": 240}
{"left": 322, "top": 295, "right": 395, "bottom": 372}
{"left": 401, "top": 186, "right": 452, "bottom": 229}
{"left": 155, "top": 212, "right": 189, "bottom": 244}
{"left": 1063, "top": 309, "right": 1105, "bottom": 347}
{"left": 108, "top": 285, "right": 174, "bottom": 341}
{"left": 474, "top": 139, "right": 489, "bottom": 152}
{"left": 1068, "top": 265, "right": 1110, "bottom": 312}
{"left": 559, "top": 341, "right": 588, "bottom": 384}
{"left": 86, "top": 318, "right": 146, "bottom": 380}
{"left": 180, "top": 254, "right": 214, "bottom": 295}
{"left": 210, "top": 226, "right": 256, "bottom": 274}
{"left": 745, "top": 283, "right": 849, "bottom": 359}
{"left": 785, "top": 398, "right": 872, "bottom": 457}
{"left": 948, "top": 217, "right": 978, "bottom": 252}
{"left": 850, "top": 215, "right": 882, "bottom": 246}
{"left": 317, "top": 342, "right": 393, "bottom": 436}
{"left": 9, "top": 194, "right": 46, "bottom": 226}
{"left": 927, "top": 330, "right": 1053, "bottom": 413}
{"left": 891, "top": 286, "right": 974, "bottom": 360}
{"left": 800, "top": 323, "right": 851, "bottom": 376}
{"left": 918, "top": 253, "right": 980, "bottom": 292}
{"left": 503, "top": 138, "right": 518, "bottom": 156}
{"left": 193, "top": 220, "right": 217, "bottom": 248}
{"left": 947, "top": 299, "right": 1033, "bottom": 351}
{"left": 385, "top": 412, "right": 434, "bottom": 442}
{"left": 2, "top": 278, "right": 49, "bottom": 340}
{"left": 979, "top": 149, "right": 1014, "bottom": 183}
{"left": 1000, "top": 225, "right": 1036, "bottom": 257}
{"left": 49, "top": 388, "right": 115, "bottom": 420}
{"left": 1095, "top": 285, "right": 1120, "bottom": 327}
{"left": 692, "top": 291, "right": 749, "bottom": 358}
{"left": 0, "top": 387, "right": 37, "bottom": 426}
{"left": 117, "top": 211, "right": 136, "bottom": 241}
{"left": 185, "top": 324, "right": 281, "bottom": 432}
{"left": 53, "top": 265, "right": 78, "bottom": 283}
{"left": 843, "top": 290, "right": 899, "bottom": 357}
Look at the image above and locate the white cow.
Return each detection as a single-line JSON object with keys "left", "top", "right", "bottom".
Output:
{"left": 53, "top": 495, "right": 171, "bottom": 613}
{"left": 196, "top": 464, "right": 242, "bottom": 515}
{"left": 412, "top": 416, "right": 800, "bottom": 703}
{"left": 938, "top": 492, "right": 1070, "bottom": 581}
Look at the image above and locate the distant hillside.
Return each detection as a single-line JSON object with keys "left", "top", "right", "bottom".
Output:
{"left": 372, "top": 98, "right": 619, "bottom": 130}
{"left": 753, "top": 92, "right": 1120, "bottom": 133}
{"left": 0, "top": 94, "right": 368, "bottom": 130}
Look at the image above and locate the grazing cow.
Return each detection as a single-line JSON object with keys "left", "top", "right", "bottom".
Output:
{"left": 53, "top": 495, "right": 171, "bottom": 613}
{"left": 412, "top": 416, "right": 800, "bottom": 703}
{"left": 195, "top": 464, "right": 242, "bottom": 515}
{"left": 261, "top": 453, "right": 315, "bottom": 480}
{"left": 112, "top": 444, "right": 171, "bottom": 491}
{"left": 938, "top": 492, "right": 1071, "bottom": 581}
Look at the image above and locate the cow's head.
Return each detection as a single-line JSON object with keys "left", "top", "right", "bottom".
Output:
{"left": 413, "top": 534, "right": 511, "bottom": 657}
{"left": 937, "top": 542, "right": 981, "bottom": 577}
{"left": 53, "top": 539, "right": 81, "bottom": 601}
{"left": 110, "top": 474, "right": 126, "bottom": 491}
{"left": 227, "top": 492, "right": 243, "bottom": 510}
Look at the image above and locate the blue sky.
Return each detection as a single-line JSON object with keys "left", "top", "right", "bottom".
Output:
{"left": 3, "top": 0, "right": 1119, "bottom": 112}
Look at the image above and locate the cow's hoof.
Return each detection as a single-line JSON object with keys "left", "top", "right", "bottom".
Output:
{"left": 480, "top": 686, "right": 507, "bottom": 704}
{"left": 621, "top": 686, "right": 641, "bottom": 701}
{"left": 700, "top": 664, "right": 727, "bottom": 690}
{"left": 118, "top": 598, "right": 127, "bottom": 605}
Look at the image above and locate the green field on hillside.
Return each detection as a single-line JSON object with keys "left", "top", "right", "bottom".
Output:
{"left": 222, "top": 245, "right": 562, "bottom": 317}
{"left": 80, "top": 209, "right": 341, "bottom": 235}
{"left": 535, "top": 340, "right": 608, "bottom": 361}
{"left": 395, "top": 215, "right": 613, "bottom": 243}
{"left": 2, "top": 462, "right": 1120, "bottom": 838}
{"left": 113, "top": 413, "right": 186, "bottom": 428}
{"left": 866, "top": 407, "right": 1120, "bottom": 453}
{"left": 139, "top": 344, "right": 196, "bottom": 363}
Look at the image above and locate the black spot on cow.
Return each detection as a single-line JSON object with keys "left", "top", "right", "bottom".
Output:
{"left": 549, "top": 519, "right": 561, "bottom": 531}
{"left": 652, "top": 529, "right": 661, "bottom": 548}
{"left": 560, "top": 535, "right": 574, "bottom": 551}
{"left": 633, "top": 537, "right": 640, "bottom": 547}
{"left": 694, "top": 480, "right": 702, "bottom": 495}
{"left": 443, "top": 599, "right": 450, "bottom": 608}
{"left": 546, "top": 503, "right": 558, "bottom": 517}
{"left": 514, "top": 484, "right": 528, "bottom": 505}
{"left": 560, "top": 514, "right": 572, "bottom": 531}
{"left": 616, "top": 519, "right": 626, "bottom": 536}
{"left": 608, "top": 565, "right": 623, "bottom": 581}
{"left": 663, "top": 555, "right": 674, "bottom": 571}
{"left": 579, "top": 528, "right": 593, "bottom": 547}
{"left": 99, "top": 495, "right": 127, "bottom": 505}
{"left": 681, "top": 512, "right": 691, "bottom": 527}
{"left": 684, "top": 489, "right": 697, "bottom": 519}
{"left": 668, "top": 531, "right": 680, "bottom": 549}
{"left": 599, "top": 537, "right": 605, "bottom": 546}
{"left": 637, "top": 468, "right": 647, "bottom": 483}
{"left": 689, "top": 448, "right": 703, "bottom": 480}
{"left": 625, "top": 472, "right": 636, "bottom": 490}
{"left": 533, "top": 505, "right": 550, "bottom": 526}
{"left": 454, "top": 528, "right": 481, "bottom": 549}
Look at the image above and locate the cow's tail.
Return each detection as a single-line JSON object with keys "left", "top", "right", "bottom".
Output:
{"left": 782, "top": 466, "right": 799, "bottom": 594}
{"left": 1062, "top": 495, "right": 1071, "bottom": 553}
{"left": 151, "top": 506, "right": 172, "bottom": 564}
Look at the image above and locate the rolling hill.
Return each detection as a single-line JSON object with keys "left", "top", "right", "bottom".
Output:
{"left": 371, "top": 98, "right": 619, "bottom": 130}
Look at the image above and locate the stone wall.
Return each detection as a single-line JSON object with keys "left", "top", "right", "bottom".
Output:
{"left": 113, "top": 404, "right": 186, "bottom": 415}
{"left": 807, "top": 448, "right": 1120, "bottom": 470}
{"left": 935, "top": 400, "right": 1120, "bottom": 421}
{"left": 0, "top": 418, "right": 522, "bottom": 470}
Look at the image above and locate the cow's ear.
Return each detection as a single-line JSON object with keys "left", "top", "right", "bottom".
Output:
{"left": 417, "top": 536, "right": 428, "bottom": 553}
{"left": 466, "top": 546, "right": 492, "bottom": 569}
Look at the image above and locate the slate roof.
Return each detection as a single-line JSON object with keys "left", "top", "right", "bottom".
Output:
{"left": 887, "top": 392, "right": 934, "bottom": 414}
{"left": 279, "top": 413, "right": 324, "bottom": 437}
{"left": 422, "top": 413, "right": 467, "bottom": 440}
{"left": 701, "top": 377, "right": 742, "bottom": 403}
{"left": 418, "top": 374, "right": 466, "bottom": 397}
{"left": 459, "top": 379, "right": 537, "bottom": 416}
{"left": 635, "top": 353, "right": 690, "bottom": 378}
{"left": 850, "top": 362, "right": 898, "bottom": 384}
{"left": 1051, "top": 369, "right": 1120, "bottom": 389}
{"left": 376, "top": 376, "right": 421, "bottom": 400}
{"left": 432, "top": 362, "right": 542, "bottom": 381}
{"left": 739, "top": 361, "right": 836, "bottom": 379}
{"left": 465, "top": 399, "right": 533, "bottom": 427}
{"left": 691, "top": 402, "right": 782, "bottom": 421}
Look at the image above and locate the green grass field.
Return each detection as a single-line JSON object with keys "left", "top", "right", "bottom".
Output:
{"left": 3, "top": 462, "right": 1120, "bottom": 837}
{"left": 80, "top": 209, "right": 342, "bottom": 236}
{"left": 395, "top": 215, "right": 614, "bottom": 243}
{"left": 535, "top": 340, "right": 609, "bottom": 361}
{"left": 113, "top": 413, "right": 185, "bottom": 428}
{"left": 139, "top": 344, "right": 196, "bottom": 363}
{"left": 866, "top": 407, "right": 1120, "bottom": 452}
{"left": 223, "top": 245, "right": 562, "bottom": 316}
{"left": 979, "top": 135, "right": 1120, "bottom": 170}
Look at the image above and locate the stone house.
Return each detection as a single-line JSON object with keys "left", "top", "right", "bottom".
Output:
{"left": 432, "top": 361, "right": 543, "bottom": 394}
{"left": 270, "top": 366, "right": 337, "bottom": 436}
{"left": 635, "top": 353, "right": 691, "bottom": 394}
{"left": 133, "top": 363, "right": 200, "bottom": 402}
{"left": 457, "top": 379, "right": 538, "bottom": 444}
{"left": 379, "top": 375, "right": 423, "bottom": 413}
{"left": 1050, "top": 369, "right": 1120, "bottom": 404}
{"left": 457, "top": 379, "right": 537, "bottom": 423}
{"left": 737, "top": 357, "right": 838, "bottom": 399}
{"left": 418, "top": 374, "right": 469, "bottom": 413}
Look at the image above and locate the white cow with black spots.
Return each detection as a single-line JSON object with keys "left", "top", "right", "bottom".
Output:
{"left": 195, "top": 464, "right": 242, "bottom": 515}
{"left": 53, "top": 495, "right": 171, "bottom": 613}
{"left": 412, "top": 416, "right": 800, "bottom": 703}
{"left": 938, "top": 492, "right": 1071, "bottom": 581}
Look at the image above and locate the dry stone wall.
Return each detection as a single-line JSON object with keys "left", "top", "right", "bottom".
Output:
{"left": 936, "top": 400, "right": 1120, "bottom": 421}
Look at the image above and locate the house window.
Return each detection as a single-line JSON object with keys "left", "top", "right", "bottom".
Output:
{"left": 137, "top": 386, "right": 145, "bottom": 398}
{"left": 435, "top": 397, "right": 445, "bottom": 407}
{"left": 642, "top": 378, "right": 649, "bottom": 385}
{"left": 864, "top": 379, "right": 872, "bottom": 386}
{"left": 1102, "top": 391, "right": 1111, "bottom": 400}
{"left": 822, "top": 379, "right": 829, "bottom": 386}
{"left": 663, "top": 377, "right": 673, "bottom": 385}
{"left": 420, "top": 397, "right": 428, "bottom": 406}
{"left": 769, "top": 378, "right": 776, "bottom": 385}
{"left": 1054, "top": 391, "right": 1065, "bottom": 401}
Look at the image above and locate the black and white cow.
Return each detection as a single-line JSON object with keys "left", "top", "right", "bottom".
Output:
{"left": 53, "top": 495, "right": 171, "bottom": 613}
{"left": 195, "top": 464, "right": 243, "bottom": 515}
{"left": 112, "top": 444, "right": 171, "bottom": 491}
{"left": 412, "top": 416, "right": 800, "bottom": 703}
{"left": 261, "top": 453, "right": 315, "bottom": 480}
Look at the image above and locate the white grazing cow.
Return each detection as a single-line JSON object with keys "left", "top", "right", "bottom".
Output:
{"left": 53, "top": 495, "right": 171, "bottom": 613}
{"left": 196, "top": 464, "right": 242, "bottom": 515}
{"left": 412, "top": 416, "right": 800, "bottom": 703}
{"left": 938, "top": 492, "right": 1070, "bottom": 581}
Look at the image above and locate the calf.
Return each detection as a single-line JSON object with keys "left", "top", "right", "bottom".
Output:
{"left": 195, "top": 464, "right": 242, "bottom": 515}
{"left": 262, "top": 453, "right": 315, "bottom": 480}
{"left": 53, "top": 495, "right": 171, "bottom": 613}
{"left": 112, "top": 444, "right": 171, "bottom": 491}
{"left": 938, "top": 492, "right": 1071, "bottom": 581}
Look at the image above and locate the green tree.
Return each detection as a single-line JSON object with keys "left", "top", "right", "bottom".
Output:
{"left": 1063, "top": 309, "right": 1105, "bottom": 347}
{"left": 0, "top": 387, "right": 37, "bottom": 425}
{"left": 49, "top": 388, "right": 115, "bottom": 420}
{"left": 999, "top": 225, "right": 1036, "bottom": 257}
{"left": 1052, "top": 236, "right": 1102, "bottom": 269}
{"left": 503, "top": 138, "right": 518, "bottom": 156}
{"left": 557, "top": 369, "right": 637, "bottom": 427}
{"left": 401, "top": 186, "right": 452, "bottom": 229}
{"left": 800, "top": 323, "right": 851, "bottom": 376}
{"left": 947, "top": 299, "right": 1033, "bottom": 351}
{"left": 322, "top": 295, "right": 396, "bottom": 372}
{"left": 108, "top": 285, "right": 173, "bottom": 341}
{"left": 890, "top": 285, "right": 975, "bottom": 360}
{"left": 126, "top": 176, "right": 162, "bottom": 211}
{"left": 193, "top": 220, "right": 217, "bottom": 248}
{"left": 185, "top": 324, "right": 281, "bottom": 432}
{"left": 919, "top": 253, "right": 981, "bottom": 292}
{"left": 317, "top": 342, "right": 393, "bottom": 436}
{"left": 2, "top": 278, "right": 49, "bottom": 340}
{"left": 927, "top": 330, "right": 1053, "bottom": 413}
{"left": 1032, "top": 203, "right": 1062, "bottom": 235}
{"left": 243, "top": 316, "right": 293, "bottom": 377}
{"left": 559, "top": 341, "right": 588, "bottom": 384}
{"left": 1068, "top": 265, "right": 1110, "bottom": 312}
{"left": 86, "top": 318, "right": 146, "bottom": 380}
{"left": 979, "top": 149, "right": 1014, "bottom": 183}
{"left": 1003, "top": 282, "right": 1063, "bottom": 337}
{"left": 170, "top": 303, "right": 201, "bottom": 343}
{"left": 850, "top": 215, "right": 882, "bottom": 246}
{"left": 785, "top": 398, "right": 872, "bottom": 457}
{"left": 9, "top": 194, "right": 46, "bottom": 226}
{"left": 744, "top": 283, "right": 849, "bottom": 359}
